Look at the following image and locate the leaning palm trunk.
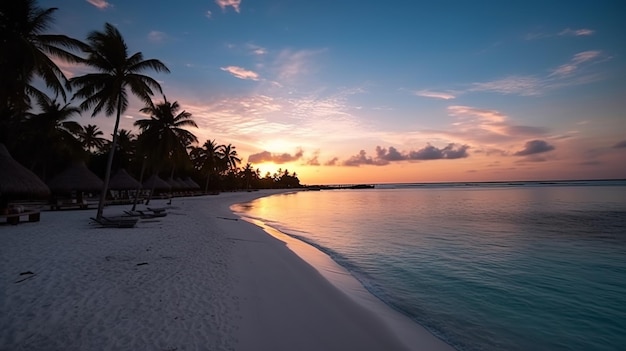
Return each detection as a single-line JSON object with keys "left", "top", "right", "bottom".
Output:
{"left": 131, "top": 157, "right": 147, "bottom": 211}
{"left": 95, "top": 96, "right": 123, "bottom": 220}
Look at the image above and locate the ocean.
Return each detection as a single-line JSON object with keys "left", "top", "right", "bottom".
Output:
{"left": 232, "top": 180, "right": 626, "bottom": 351}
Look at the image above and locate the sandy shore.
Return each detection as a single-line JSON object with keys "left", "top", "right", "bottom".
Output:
{"left": 0, "top": 190, "right": 453, "bottom": 351}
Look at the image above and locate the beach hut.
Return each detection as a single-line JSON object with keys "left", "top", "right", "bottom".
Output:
{"left": 109, "top": 168, "right": 142, "bottom": 201}
{"left": 109, "top": 169, "right": 141, "bottom": 190}
{"left": 47, "top": 162, "right": 103, "bottom": 194}
{"left": 183, "top": 177, "right": 201, "bottom": 191}
{"left": 0, "top": 143, "right": 50, "bottom": 211}
{"left": 47, "top": 162, "right": 103, "bottom": 208}
{"left": 142, "top": 174, "right": 171, "bottom": 192}
{"left": 166, "top": 177, "right": 183, "bottom": 191}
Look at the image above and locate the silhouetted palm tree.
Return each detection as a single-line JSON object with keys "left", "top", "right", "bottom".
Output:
{"left": 0, "top": 0, "right": 85, "bottom": 144}
{"left": 241, "top": 163, "right": 255, "bottom": 190}
{"left": 71, "top": 22, "right": 169, "bottom": 220}
{"left": 190, "top": 139, "right": 223, "bottom": 192}
{"left": 78, "top": 124, "right": 107, "bottom": 153}
{"left": 134, "top": 96, "right": 197, "bottom": 176}
{"left": 218, "top": 143, "right": 241, "bottom": 173}
{"left": 24, "top": 95, "right": 82, "bottom": 179}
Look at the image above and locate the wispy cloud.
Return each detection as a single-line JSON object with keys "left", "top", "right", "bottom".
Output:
{"left": 220, "top": 66, "right": 260, "bottom": 80}
{"left": 216, "top": 0, "right": 241, "bottom": 13}
{"left": 470, "top": 76, "right": 543, "bottom": 96}
{"left": 525, "top": 27, "right": 594, "bottom": 40}
{"left": 415, "top": 90, "right": 456, "bottom": 100}
{"left": 613, "top": 140, "right": 626, "bottom": 149}
{"left": 559, "top": 28, "right": 594, "bottom": 37}
{"left": 446, "top": 105, "right": 549, "bottom": 144}
{"left": 247, "top": 44, "right": 267, "bottom": 56}
{"left": 550, "top": 50, "right": 601, "bottom": 77}
{"left": 470, "top": 51, "right": 605, "bottom": 96}
{"left": 86, "top": 0, "right": 111, "bottom": 10}
{"left": 206, "top": 11, "right": 212, "bottom": 19}
{"left": 274, "top": 49, "right": 325, "bottom": 82}
{"left": 148, "top": 31, "right": 167, "bottom": 43}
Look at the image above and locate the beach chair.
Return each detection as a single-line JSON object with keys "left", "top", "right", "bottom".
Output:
{"left": 146, "top": 207, "right": 167, "bottom": 215}
{"left": 123, "top": 210, "right": 166, "bottom": 219}
{"left": 90, "top": 216, "right": 138, "bottom": 228}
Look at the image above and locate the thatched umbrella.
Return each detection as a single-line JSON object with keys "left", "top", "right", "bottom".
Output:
{"left": 143, "top": 174, "right": 171, "bottom": 191}
{"left": 109, "top": 169, "right": 141, "bottom": 190}
{"left": 47, "top": 162, "right": 103, "bottom": 194}
{"left": 183, "top": 177, "right": 201, "bottom": 190}
{"left": 0, "top": 143, "right": 50, "bottom": 207}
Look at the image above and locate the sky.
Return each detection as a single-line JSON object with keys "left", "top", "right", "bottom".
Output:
{"left": 39, "top": 0, "right": 625, "bottom": 184}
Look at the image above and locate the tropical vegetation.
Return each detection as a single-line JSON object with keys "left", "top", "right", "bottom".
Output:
{"left": 0, "top": 0, "right": 301, "bottom": 208}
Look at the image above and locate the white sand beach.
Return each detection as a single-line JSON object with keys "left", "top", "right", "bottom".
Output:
{"left": 0, "top": 190, "right": 454, "bottom": 351}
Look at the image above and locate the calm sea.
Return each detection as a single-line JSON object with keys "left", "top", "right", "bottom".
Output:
{"left": 232, "top": 180, "right": 626, "bottom": 351}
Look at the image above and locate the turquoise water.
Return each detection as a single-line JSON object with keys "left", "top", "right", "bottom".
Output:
{"left": 233, "top": 181, "right": 626, "bottom": 351}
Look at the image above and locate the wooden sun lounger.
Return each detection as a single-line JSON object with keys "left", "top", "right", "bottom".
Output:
{"left": 123, "top": 210, "right": 167, "bottom": 219}
{"left": 90, "top": 216, "right": 138, "bottom": 228}
{"left": 146, "top": 207, "right": 167, "bottom": 215}
{"left": 1, "top": 209, "right": 41, "bottom": 225}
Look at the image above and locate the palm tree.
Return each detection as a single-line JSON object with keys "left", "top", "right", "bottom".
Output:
{"left": 134, "top": 96, "right": 197, "bottom": 174}
{"left": 218, "top": 143, "right": 241, "bottom": 173}
{"left": 190, "top": 139, "right": 222, "bottom": 192}
{"left": 77, "top": 124, "right": 107, "bottom": 153}
{"left": 24, "top": 95, "right": 82, "bottom": 179}
{"left": 0, "top": 0, "right": 85, "bottom": 144}
{"left": 134, "top": 97, "right": 197, "bottom": 203}
{"left": 241, "top": 163, "right": 255, "bottom": 190}
{"left": 71, "top": 22, "right": 169, "bottom": 220}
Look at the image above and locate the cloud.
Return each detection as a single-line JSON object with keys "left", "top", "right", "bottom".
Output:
{"left": 247, "top": 44, "right": 267, "bottom": 56}
{"left": 376, "top": 146, "right": 405, "bottom": 161}
{"left": 447, "top": 105, "right": 548, "bottom": 143}
{"left": 306, "top": 152, "right": 320, "bottom": 166}
{"left": 274, "top": 49, "right": 325, "bottom": 82}
{"left": 216, "top": 0, "right": 241, "bottom": 13}
{"left": 325, "top": 157, "right": 339, "bottom": 166}
{"left": 613, "top": 140, "right": 626, "bottom": 149}
{"left": 470, "top": 76, "right": 543, "bottom": 96}
{"left": 559, "top": 28, "right": 594, "bottom": 37}
{"left": 525, "top": 28, "right": 594, "bottom": 40}
{"left": 86, "top": 0, "right": 111, "bottom": 9}
{"left": 406, "top": 144, "right": 470, "bottom": 160}
{"left": 513, "top": 140, "right": 555, "bottom": 156}
{"left": 220, "top": 66, "right": 260, "bottom": 81}
{"left": 550, "top": 51, "right": 601, "bottom": 77}
{"left": 415, "top": 90, "right": 456, "bottom": 100}
{"left": 248, "top": 149, "right": 304, "bottom": 164}
{"left": 470, "top": 51, "right": 605, "bottom": 96}
{"left": 343, "top": 144, "right": 470, "bottom": 166}
{"left": 148, "top": 31, "right": 167, "bottom": 43}
{"left": 206, "top": 11, "right": 212, "bottom": 19}
{"left": 344, "top": 150, "right": 389, "bottom": 166}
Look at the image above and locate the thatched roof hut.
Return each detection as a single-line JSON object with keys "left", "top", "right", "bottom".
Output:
{"left": 0, "top": 143, "right": 50, "bottom": 199}
{"left": 166, "top": 177, "right": 185, "bottom": 191}
{"left": 47, "top": 162, "right": 103, "bottom": 194}
{"left": 183, "top": 177, "right": 201, "bottom": 190}
{"left": 143, "top": 174, "right": 171, "bottom": 191}
{"left": 109, "top": 169, "right": 141, "bottom": 190}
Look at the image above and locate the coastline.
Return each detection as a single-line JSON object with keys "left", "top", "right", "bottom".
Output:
{"left": 0, "top": 190, "right": 453, "bottom": 350}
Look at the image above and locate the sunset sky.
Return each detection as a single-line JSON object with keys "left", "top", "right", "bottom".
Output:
{"left": 40, "top": 0, "right": 625, "bottom": 184}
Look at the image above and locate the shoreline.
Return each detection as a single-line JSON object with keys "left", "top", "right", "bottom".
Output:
{"left": 1, "top": 190, "right": 453, "bottom": 351}
{"left": 236, "top": 215, "right": 455, "bottom": 351}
